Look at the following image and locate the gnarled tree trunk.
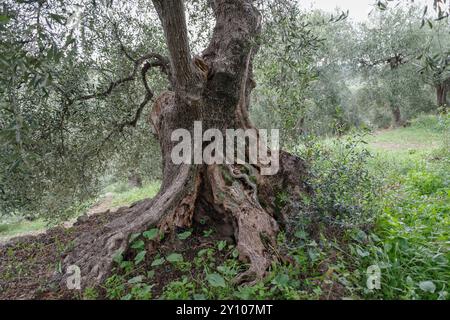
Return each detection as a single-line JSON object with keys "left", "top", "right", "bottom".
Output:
{"left": 62, "top": 0, "right": 308, "bottom": 288}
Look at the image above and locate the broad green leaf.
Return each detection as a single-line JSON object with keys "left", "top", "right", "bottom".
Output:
{"left": 294, "top": 230, "right": 307, "bottom": 239}
{"left": 120, "top": 261, "right": 133, "bottom": 270}
{"left": 113, "top": 251, "right": 123, "bottom": 264}
{"left": 134, "top": 251, "right": 146, "bottom": 265}
{"left": 166, "top": 253, "right": 183, "bottom": 263}
{"left": 356, "top": 248, "right": 370, "bottom": 257}
{"left": 128, "top": 275, "right": 144, "bottom": 284}
{"left": 217, "top": 240, "right": 227, "bottom": 251}
{"left": 131, "top": 240, "right": 145, "bottom": 250}
{"left": 121, "top": 294, "right": 132, "bottom": 300}
{"left": 177, "top": 230, "right": 192, "bottom": 240}
{"left": 206, "top": 273, "right": 226, "bottom": 288}
{"left": 271, "top": 274, "right": 290, "bottom": 287}
{"left": 217, "top": 265, "right": 237, "bottom": 277}
{"left": 143, "top": 228, "right": 159, "bottom": 240}
{"left": 151, "top": 258, "right": 165, "bottom": 267}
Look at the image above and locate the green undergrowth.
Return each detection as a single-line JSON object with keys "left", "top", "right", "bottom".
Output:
{"left": 108, "top": 181, "right": 161, "bottom": 208}
{"left": 93, "top": 115, "right": 449, "bottom": 300}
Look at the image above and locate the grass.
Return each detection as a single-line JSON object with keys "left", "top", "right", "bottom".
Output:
{"left": 0, "top": 219, "right": 47, "bottom": 239}
{"left": 340, "top": 114, "right": 450, "bottom": 300}
{"left": 109, "top": 181, "right": 161, "bottom": 208}
{"left": 349, "top": 173, "right": 449, "bottom": 299}
{"left": 368, "top": 127, "right": 440, "bottom": 147}
{"left": 367, "top": 114, "right": 448, "bottom": 153}
{"left": 0, "top": 181, "right": 161, "bottom": 240}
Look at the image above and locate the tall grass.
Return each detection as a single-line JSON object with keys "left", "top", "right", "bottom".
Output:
{"left": 346, "top": 115, "right": 450, "bottom": 300}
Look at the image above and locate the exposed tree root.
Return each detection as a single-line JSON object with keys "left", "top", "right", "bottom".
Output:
{"left": 61, "top": 164, "right": 199, "bottom": 286}
{"left": 61, "top": 87, "right": 309, "bottom": 288}
{"left": 205, "top": 165, "right": 279, "bottom": 283}
{"left": 61, "top": 153, "right": 308, "bottom": 288}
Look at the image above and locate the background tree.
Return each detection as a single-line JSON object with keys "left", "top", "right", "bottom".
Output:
{"left": 418, "top": 40, "right": 450, "bottom": 109}
{"left": 0, "top": 0, "right": 166, "bottom": 220}
{"left": 356, "top": 5, "right": 436, "bottom": 126}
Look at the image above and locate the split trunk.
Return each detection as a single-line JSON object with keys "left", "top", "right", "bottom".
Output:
{"left": 63, "top": 0, "right": 308, "bottom": 287}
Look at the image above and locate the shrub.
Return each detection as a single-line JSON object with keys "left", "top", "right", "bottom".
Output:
{"left": 411, "top": 113, "right": 450, "bottom": 133}
{"left": 298, "top": 132, "right": 381, "bottom": 228}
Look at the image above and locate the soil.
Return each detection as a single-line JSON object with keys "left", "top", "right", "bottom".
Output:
{"left": 0, "top": 206, "right": 234, "bottom": 300}
{"left": 0, "top": 199, "right": 348, "bottom": 300}
{"left": 0, "top": 208, "right": 121, "bottom": 299}
{"left": 0, "top": 194, "right": 117, "bottom": 245}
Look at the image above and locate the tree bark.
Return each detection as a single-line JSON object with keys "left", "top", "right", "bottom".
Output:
{"left": 392, "top": 105, "right": 403, "bottom": 127}
{"left": 62, "top": 0, "right": 308, "bottom": 288}
{"left": 128, "top": 172, "right": 142, "bottom": 188}
{"left": 436, "top": 83, "right": 447, "bottom": 108}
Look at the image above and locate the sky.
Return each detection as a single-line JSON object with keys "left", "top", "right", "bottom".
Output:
{"left": 299, "top": 0, "right": 434, "bottom": 22}
{"left": 300, "top": 0, "right": 374, "bottom": 22}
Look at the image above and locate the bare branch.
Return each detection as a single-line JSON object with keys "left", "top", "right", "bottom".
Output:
{"left": 111, "top": 22, "right": 136, "bottom": 63}
{"left": 57, "top": 52, "right": 168, "bottom": 107}
{"left": 359, "top": 53, "right": 410, "bottom": 69}
{"left": 80, "top": 62, "right": 161, "bottom": 161}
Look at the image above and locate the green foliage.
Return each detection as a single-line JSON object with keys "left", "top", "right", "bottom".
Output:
{"left": 299, "top": 132, "right": 381, "bottom": 227}
{"left": 0, "top": 219, "right": 46, "bottom": 239}
{"left": 90, "top": 122, "right": 447, "bottom": 301}
{"left": 161, "top": 277, "right": 196, "bottom": 300}
{"left": 206, "top": 273, "right": 226, "bottom": 288}
{"left": 166, "top": 253, "right": 183, "bottom": 263}
{"left": 336, "top": 120, "right": 450, "bottom": 300}
{"left": 104, "top": 273, "right": 153, "bottom": 300}
{"left": 1, "top": 0, "right": 447, "bottom": 225}
{"left": 1, "top": 0, "right": 449, "bottom": 302}
{"left": 134, "top": 250, "right": 146, "bottom": 265}
{"left": 177, "top": 230, "right": 192, "bottom": 240}
{"left": 406, "top": 169, "right": 445, "bottom": 195}
{"left": 0, "top": 0, "right": 165, "bottom": 220}
{"left": 124, "top": 282, "right": 153, "bottom": 300}
{"left": 411, "top": 113, "right": 450, "bottom": 133}
{"left": 104, "top": 274, "right": 126, "bottom": 300}
{"left": 251, "top": 3, "right": 322, "bottom": 146}
{"left": 143, "top": 228, "right": 160, "bottom": 241}
{"left": 82, "top": 287, "right": 99, "bottom": 300}
{"left": 348, "top": 166, "right": 449, "bottom": 299}
{"left": 251, "top": 2, "right": 449, "bottom": 141}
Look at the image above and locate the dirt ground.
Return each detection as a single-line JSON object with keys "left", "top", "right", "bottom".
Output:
{"left": 0, "top": 206, "right": 237, "bottom": 300}
{"left": 0, "top": 194, "right": 117, "bottom": 246}
{"left": 0, "top": 209, "right": 116, "bottom": 299}
{"left": 0, "top": 190, "right": 229, "bottom": 300}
